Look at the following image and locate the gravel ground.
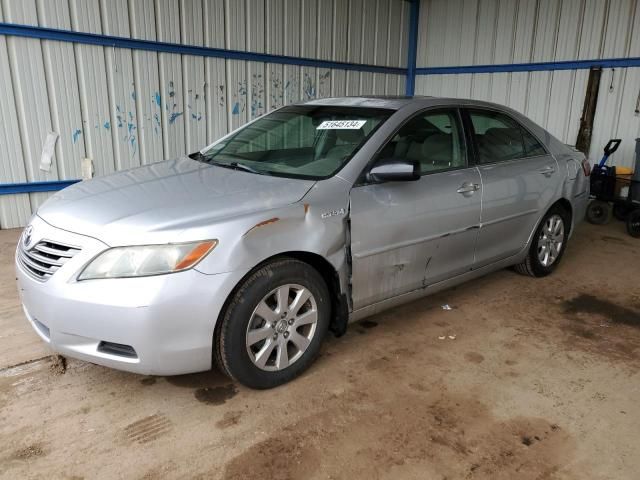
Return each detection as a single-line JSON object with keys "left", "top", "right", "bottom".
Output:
{"left": 1, "top": 221, "right": 639, "bottom": 479}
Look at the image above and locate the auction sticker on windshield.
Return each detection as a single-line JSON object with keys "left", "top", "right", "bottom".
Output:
{"left": 316, "top": 120, "right": 367, "bottom": 130}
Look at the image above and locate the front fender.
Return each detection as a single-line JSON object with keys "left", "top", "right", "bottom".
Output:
{"left": 193, "top": 177, "right": 352, "bottom": 293}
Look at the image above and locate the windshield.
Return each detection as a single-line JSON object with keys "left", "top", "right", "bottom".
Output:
{"left": 198, "top": 105, "right": 392, "bottom": 179}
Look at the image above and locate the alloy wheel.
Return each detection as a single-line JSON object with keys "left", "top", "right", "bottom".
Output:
{"left": 245, "top": 284, "right": 318, "bottom": 371}
{"left": 537, "top": 214, "right": 564, "bottom": 267}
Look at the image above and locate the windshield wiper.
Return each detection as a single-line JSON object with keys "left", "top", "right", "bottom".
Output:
{"left": 206, "top": 159, "right": 265, "bottom": 175}
{"left": 228, "top": 162, "right": 261, "bottom": 174}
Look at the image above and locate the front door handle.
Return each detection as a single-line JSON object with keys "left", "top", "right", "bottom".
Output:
{"left": 457, "top": 182, "right": 480, "bottom": 195}
{"left": 539, "top": 165, "right": 556, "bottom": 176}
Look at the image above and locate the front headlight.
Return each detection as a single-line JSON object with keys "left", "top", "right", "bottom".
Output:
{"left": 78, "top": 240, "right": 218, "bottom": 280}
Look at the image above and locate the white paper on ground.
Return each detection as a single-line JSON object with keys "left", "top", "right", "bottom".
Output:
{"left": 39, "top": 132, "right": 58, "bottom": 172}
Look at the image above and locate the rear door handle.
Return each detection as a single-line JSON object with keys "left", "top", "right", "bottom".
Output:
{"left": 539, "top": 165, "right": 556, "bottom": 176}
{"left": 457, "top": 183, "right": 480, "bottom": 195}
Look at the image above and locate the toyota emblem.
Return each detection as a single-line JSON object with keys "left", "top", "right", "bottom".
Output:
{"left": 23, "top": 225, "right": 33, "bottom": 247}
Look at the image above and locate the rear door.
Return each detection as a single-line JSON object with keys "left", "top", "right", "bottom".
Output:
{"left": 349, "top": 108, "right": 482, "bottom": 310}
{"left": 465, "top": 108, "right": 559, "bottom": 267}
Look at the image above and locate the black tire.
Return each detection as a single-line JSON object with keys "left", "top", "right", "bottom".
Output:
{"left": 627, "top": 210, "right": 640, "bottom": 238}
{"left": 514, "top": 205, "right": 570, "bottom": 277}
{"left": 214, "top": 258, "right": 330, "bottom": 389}
{"left": 586, "top": 200, "right": 612, "bottom": 225}
{"left": 613, "top": 203, "right": 633, "bottom": 221}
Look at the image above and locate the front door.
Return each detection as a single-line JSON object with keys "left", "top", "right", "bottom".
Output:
{"left": 465, "top": 108, "right": 560, "bottom": 267}
{"left": 349, "top": 109, "right": 482, "bottom": 310}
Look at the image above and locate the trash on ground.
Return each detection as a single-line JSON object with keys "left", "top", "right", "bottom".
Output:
{"left": 441, "top": 304, "right": 452, "bottom": 310}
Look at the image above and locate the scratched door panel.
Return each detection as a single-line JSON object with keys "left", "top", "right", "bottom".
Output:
{"left": 350, "top": 168, "right": 482, "bottom": 310}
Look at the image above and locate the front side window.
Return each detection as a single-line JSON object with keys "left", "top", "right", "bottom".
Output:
{"left": 468, "top": 109, "right": 546, "bottom": 164}
{"left": 199, "top": 106, "right": 391, "bottom": 179}
{"left": 376, "top": 109, "right": 467, "bottom": 174}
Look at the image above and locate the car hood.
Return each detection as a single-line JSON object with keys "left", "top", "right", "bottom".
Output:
{"left": 37, "top": 157, "right": 315, "bottom": 245}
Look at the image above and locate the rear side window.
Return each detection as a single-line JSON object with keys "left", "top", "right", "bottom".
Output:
{"left": 468, "top": 110, "right": 546, "bottom": 164}
{"left": 522, "top": 129, "right": 547, "bottom": 156}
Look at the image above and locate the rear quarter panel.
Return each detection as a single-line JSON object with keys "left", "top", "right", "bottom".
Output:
{"left": 508, "top": 108, "right": 589, "bottom": 234}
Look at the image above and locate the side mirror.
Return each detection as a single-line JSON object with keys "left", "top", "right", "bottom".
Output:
{"left": 368, "top": 159, "right": 420, "bottom": 182}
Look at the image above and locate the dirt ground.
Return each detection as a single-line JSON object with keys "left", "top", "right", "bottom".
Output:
{"left": 1, "top": 221, "right": 639, "bottom": 479}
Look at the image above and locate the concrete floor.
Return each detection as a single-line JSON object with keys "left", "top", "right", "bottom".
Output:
{"left": 1, "top": 222, "right": 639, "bottom": 479}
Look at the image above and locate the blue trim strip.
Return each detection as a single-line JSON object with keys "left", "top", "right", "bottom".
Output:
{"left": 0, "top": 22, "right": 406, "bottom": 75}
{"left": 0, "top": 180, "right": 80, "bottom": 195}
{"left": 416, "top": 57, "right": 640, "bottom": 75}
{"left": 405, "top": 0, "right": 420, "bottom": 95}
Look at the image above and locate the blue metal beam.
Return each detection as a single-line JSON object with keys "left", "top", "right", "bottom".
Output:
{"left": 0, "top": 22, "right": 407, "bottom": 75}
{"left": 416, "top": 57, "right": 640, "bottom": 75}
{"left": 405, "top": 0, "right": 420, "bottom": 96}
{"left": 0, "top": 180, "right": 80, "bottom": 195}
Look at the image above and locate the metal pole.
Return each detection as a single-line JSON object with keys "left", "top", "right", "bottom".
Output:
{"left": 405, "top": 0, "right": 420, "bottom": 96}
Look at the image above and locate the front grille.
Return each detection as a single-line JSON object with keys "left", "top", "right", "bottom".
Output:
{"left": 18, "top": 239, "right": 81, "bottom": 281}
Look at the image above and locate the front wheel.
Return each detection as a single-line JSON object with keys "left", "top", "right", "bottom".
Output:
{"left": 515, "top": 206, "right": 570, "bottom": 277}
{"left": 215, "top": 258, "right": 330, "bottom": 389}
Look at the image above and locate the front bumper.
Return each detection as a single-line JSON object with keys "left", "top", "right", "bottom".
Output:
{"left": 15, "top": 216, "right": 247, "bottom": 375}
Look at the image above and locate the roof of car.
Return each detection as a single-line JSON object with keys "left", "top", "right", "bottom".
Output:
{"left": 300, "top": 95, "right": 510, "bottom": 111}
{"left": 301, "top": 95, "right": 429, "bottom": 110}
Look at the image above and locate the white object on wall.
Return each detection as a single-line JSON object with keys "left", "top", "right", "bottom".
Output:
{"left": 81, "top": 158, "right": 94, "bottom": 180}
{"left": 39, "top": 132, "right": 58, "bottom": 172}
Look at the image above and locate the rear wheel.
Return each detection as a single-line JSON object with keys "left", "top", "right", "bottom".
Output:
{"left": 515, "top": 206, "right": 570, "bottom": 277}
{"left": 627, "top": 210, "right": 640, "bottom": 238}
{"left": 215, "top": 258, "right": 330, "bottom": 389}
{"left": 586, "top": 200, "right": 612, "bottom": 225}
{"left": 613, "top": 203, "right": 633, "bottom": 221}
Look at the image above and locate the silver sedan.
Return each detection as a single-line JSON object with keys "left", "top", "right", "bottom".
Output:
{"left": 15, "top": 96, "right": 590, "bottom": 388}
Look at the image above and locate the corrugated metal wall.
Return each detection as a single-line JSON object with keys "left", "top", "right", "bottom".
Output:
{"left": 0, "top": 0, "right": 410, "bottom": 228}
{"left": 415, "top": 0, "right": 640, "bottom": 169}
